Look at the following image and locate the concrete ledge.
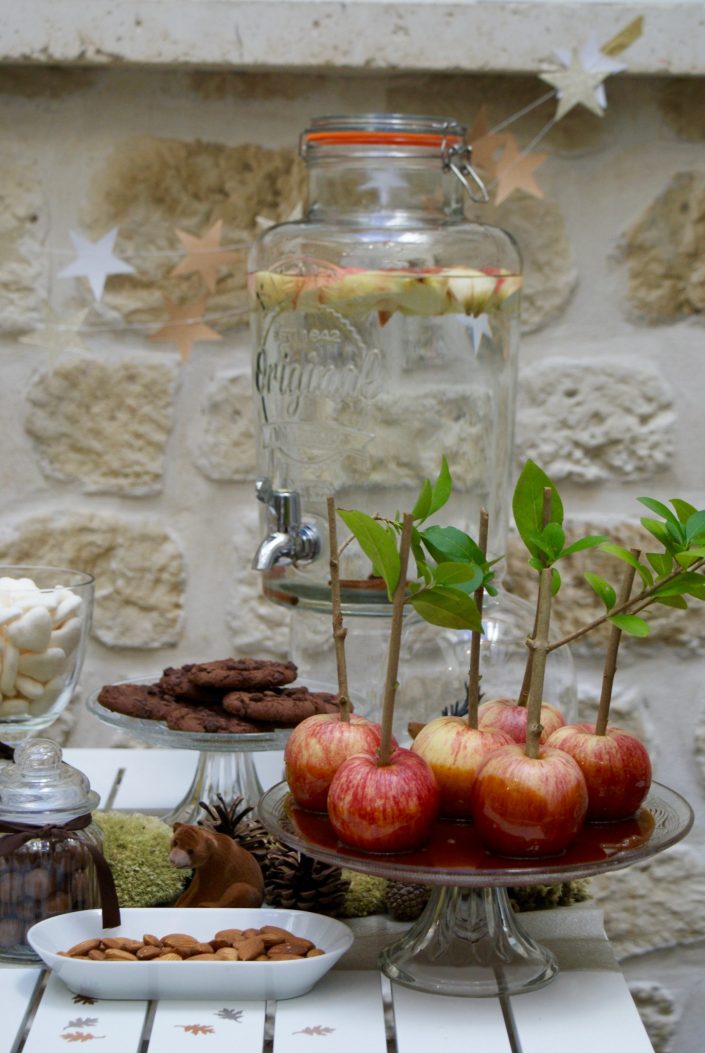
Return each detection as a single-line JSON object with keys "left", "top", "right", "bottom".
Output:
{"left": 1, "top": 1, "right": 703, "bottom": 75}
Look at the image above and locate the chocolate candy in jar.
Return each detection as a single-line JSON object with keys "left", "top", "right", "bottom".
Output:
{"left": 0, "top": 739, "right": 102, "bottom": 961}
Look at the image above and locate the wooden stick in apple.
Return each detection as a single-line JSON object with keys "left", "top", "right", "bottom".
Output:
{"left": 326, "top": 495, "right": 350, "bottom": 722}
{"left": 546, "top": 550, "right": 653, "bottom": 820}
{"left": 595, "top": 551, "right": 638, "bottom": 735}
{"left": 517, "top": 486, "right": 553, "bottom": 709}
{"left": 378, "top": 512, "right": 414, "bottom": 766}
{"left": 466, "top": 507, "right": 489, "bottom": 729}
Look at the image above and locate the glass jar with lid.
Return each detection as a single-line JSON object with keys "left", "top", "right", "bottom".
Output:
{"left": 0, "top": 739, "right": 104, "bottom": 960}
{"left": 249, "top": 113, "right": 522, "bottom": 615}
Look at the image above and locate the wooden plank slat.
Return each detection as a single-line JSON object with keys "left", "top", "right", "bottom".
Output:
{"left": 392, "top": 982, "right": 513, "bottom": 1053}
{"left": 273, "top": 971, "right": 387, "bottom": 1053}
{"left": 0, "top": 965, "right": 43, "bottom": 1053}
{"left": 510, "top": 970, "right": 654, "bottom": 1053}
{"left": 22, "top": 972, "right": 148, "bottom": 1053}
{"left": 147, "top": 998, "right": 266, "bottom": 1052}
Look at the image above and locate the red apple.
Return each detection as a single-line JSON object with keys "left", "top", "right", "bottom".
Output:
{"left": 285, "top": 714, "right": 387, "bottom": 813}
{"left": 327, "top": 747, "right": 440, "bottom": 853}
{"left": 411, "top": 716, "right": 514, "bottom": 819}
{"left": 471, "top": 744, "right": 588, "bottom": 857}
{"left": 478, "top": 697, "right": 565, "bottom": 744}
{"left": 545, "top": 723, "right": 652, "bottom": 821}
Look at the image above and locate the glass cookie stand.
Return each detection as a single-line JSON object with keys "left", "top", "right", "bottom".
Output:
{"left": 259, "top": 780, "right": 693, "bottom": 998}
{"left": 86, "top": 678, "right": 340, "bottom": 825}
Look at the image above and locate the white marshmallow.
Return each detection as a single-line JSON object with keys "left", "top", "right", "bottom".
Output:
{"left": 0, "top": 640, "right": 18, "bottom": 695}
{"left": 17, "top": 648, "right": 68, "bottom": 683}
{"left": 0, "top": 606, "right": 21, "bottom": 627}
{"left": 53, "top": 589, "right": 83, "bottom": 624}
{"left": 49, "top": 616, "right": 82, "bottom": 657}
{"left": 15, "top": 674, "right": 46, "bottom": 701}
{"left": 6, "top": 605, "right": 53, "bottom": 652}
{"left": 0, "top": 698, "right": 30, "bottom": 717}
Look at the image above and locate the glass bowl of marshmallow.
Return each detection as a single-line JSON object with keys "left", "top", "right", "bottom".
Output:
{"left": 0, "top": 566, "right": 94, "bottom": 736}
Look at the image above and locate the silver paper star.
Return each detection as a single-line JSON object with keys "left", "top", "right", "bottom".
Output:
{"left": 466, "top": 313, "right": 493, "bottom": 354}
{"left": 539, "top": 47, "right": 615, "bottom": 120}
{"left": 59, "top": 227, "right": 135, "bottom": 300}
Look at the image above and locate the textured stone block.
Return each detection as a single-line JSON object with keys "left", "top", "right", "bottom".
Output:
{"left": 590, "top": 845, "right": 705, "bottom": 958}
{"left": 516, "top": 358, "right": 674, "bottom": 482}
{"left": 79, "top": 136, "right": 305, "bottom": 329}
{"left": 628, "top": 982, "right": 679, "bottom": 1053}
{"left": 25, "top": 356, "right": 179, "bottom": 495}
{"left": 622, "top": 171, "right": 705, "bottom": 322}
{"left": 195, "top": 369, "right": 257, "bottom": 481}
{"left": 0, "top": 162, "right": 47, "bottom": 331}
{"left": 226, "top": 507, "right": 292, "bottom": 660}
{"left": 0, "top": 512, "right": 185, "bottom": 649}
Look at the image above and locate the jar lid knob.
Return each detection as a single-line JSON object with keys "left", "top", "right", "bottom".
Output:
{"left": 0, "top": 737, "right": 99, "bottom": 819}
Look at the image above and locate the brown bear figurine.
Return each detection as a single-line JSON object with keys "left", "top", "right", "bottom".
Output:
{"left": 169, "top": 823, "right": 265, "bottom": 908}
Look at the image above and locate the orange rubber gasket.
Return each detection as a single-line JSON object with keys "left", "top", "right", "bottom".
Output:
{"left": 304, "top": 130, "right": 464, "bottom": 148}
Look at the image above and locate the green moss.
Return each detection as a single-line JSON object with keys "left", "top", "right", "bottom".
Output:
{"left": 340, "top": 870, "right": 387, "bottom": 918}
{"left": 508, "top": 880, "right": 591, "bottom": 913}
{"left": 95, "top": 811, "right": 187, "bottom": 908}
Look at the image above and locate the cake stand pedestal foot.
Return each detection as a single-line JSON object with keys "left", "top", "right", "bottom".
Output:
{"left": 163, "top": 750, "right": 264, "bottom": 825}
{"left": 379, "top": 885, "right": 559, "bottom": 998}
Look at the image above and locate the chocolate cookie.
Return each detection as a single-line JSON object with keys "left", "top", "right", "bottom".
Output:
{"left": 221, "top": 686, "right": 341, "bottom": 725}
{"left": 159, "top": 667, "right": 225, "bottom": 705}
{"left": 97, "top": 682, "right": 267, "bottom": 734}
{"left": 183, "top": 658, "right": 298, "bottom": 692}
{"left": 97, "top": 683, "right": 175, "bottom": 722}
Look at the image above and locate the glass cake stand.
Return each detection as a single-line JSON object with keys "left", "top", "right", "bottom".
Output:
{"left": 258, "top": 780, "right": 693, "bottom": 998}
{"left": 86, "top": 676, "right": 328, "bottom": 824}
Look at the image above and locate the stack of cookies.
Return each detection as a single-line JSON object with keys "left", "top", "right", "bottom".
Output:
{"left": 97, "top": 658, "right": 343, "bottom": 734}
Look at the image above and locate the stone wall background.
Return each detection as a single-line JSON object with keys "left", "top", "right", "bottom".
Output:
{"left": 0, "top": 65, "right": 704, "bottom": 1050}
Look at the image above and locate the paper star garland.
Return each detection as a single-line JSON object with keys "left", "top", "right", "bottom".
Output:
{"left": 170, "top": 219, "right": 240, "bottom": 293}
{"left": 469, "top": 107, "right": 513, "bottom": 180}
{"left": 19, "top": 306, "right": 90, "bottom": 365}
{"left": 149, "top": 296, "right": 222, "bottom": 363}
{"left": 494, "top": 136, "right": 548, "bottom": 206}
{"left": 539, "top": 35, "right": 626, "bottom": 121}
{"left": 59, "top": 227, "right": 135, "bottom": 300}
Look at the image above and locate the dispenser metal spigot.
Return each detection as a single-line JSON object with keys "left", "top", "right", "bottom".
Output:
{"left": 252, "top": 481, "right": 320, "bottom": 571}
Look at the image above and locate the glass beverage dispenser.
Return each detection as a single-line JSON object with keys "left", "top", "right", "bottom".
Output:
{"left": 248, "top": 112, "right": 522, "bottom": 622}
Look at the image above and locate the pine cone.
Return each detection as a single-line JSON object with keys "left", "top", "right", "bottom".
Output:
{"left": 384, "top": 880, "right": 431, "bottom": 921}
{"left": 264, "top": 845, "right": 350, "bottom": 917}
{"left": 198, "top": 794, "right": 274, "bottom": 868}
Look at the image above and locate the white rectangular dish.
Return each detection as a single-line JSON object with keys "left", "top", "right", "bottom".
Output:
{"left": 27, "top": 907, "right": 353, "bottom": 1001}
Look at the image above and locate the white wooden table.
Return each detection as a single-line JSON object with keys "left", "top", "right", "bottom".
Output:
{"left": 2, "top": 748, "right": 655, "bottom": 1053}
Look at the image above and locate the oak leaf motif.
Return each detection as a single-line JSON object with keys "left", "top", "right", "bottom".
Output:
{"left": 65, "top": 1019, "right": 99, "bottom": 1029}
{"left": 294, "top": 1025, "right": 336, "bottom": 1036}
{"left": 61, "top": 1033, "right": 105, "bottom": 1043}
{"left": 175, "top": 1024, "right": 216, "bottom": 1035}
{"left": 215, "top": 1009, "right": 243, "bottom": 1022}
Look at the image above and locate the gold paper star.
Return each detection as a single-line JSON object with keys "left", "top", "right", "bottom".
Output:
{"left": 149, "top": 296, "right": 222, "bottom": 363}
{"left": 170, "top": 220, "right": 240, "bottom": 292}
{"left": 494, "top": 138, "right": 548, "bottom": 206}
{"left": 19, "top": 306, "right": 90, "bottom": 366}
{"left": 468, "top": 108, "right": 513, "bottom": 180}
{"left": 539, "top": 48, "right": 612, "bottom": 120}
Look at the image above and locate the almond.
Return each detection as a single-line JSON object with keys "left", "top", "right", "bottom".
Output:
{"left": 237, "top": 936, "right": 265, "bottom": 961}
{"left": 104, "top": 948, "right": 138, "bottom": 961}
{"left": 157, "top": 952, "right": 182, "bottom": 961}
{"left": 136, "top": 946, "right": 161, "bottom": 960}
{"left": 215, "top": 947, "right": 239, "bottom": 960}
{"left": 66, "top": 938, "right": 101, "bottom": 957}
